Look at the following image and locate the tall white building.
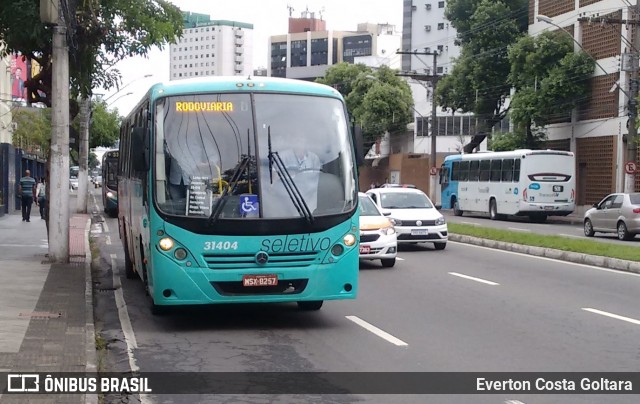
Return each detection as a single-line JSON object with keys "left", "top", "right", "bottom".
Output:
{"left": 0, "top": 43, "right": 11, "bottom": 144}
{"left": 170, "top": 12, "right": 254, "bottom": 80}
{"left": 400, "top": 0, "right": 478, "bottom": 155}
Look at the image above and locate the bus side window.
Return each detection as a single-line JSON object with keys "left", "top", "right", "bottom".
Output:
{"left": 459, "top": 161, "right": 470, "bottom": 181}
{"left": 469, "top": 160, "right": 480, "bottom": 181}
{"left": 490, "top": 159, "right": 502, "bottom": 182}
{"left": 439, "top": 166, "right": 448, "bottom": 184}
{"left": 501, "top": 159, "right": 514, "bottom": 182}
{"left": 479, "top": 160, "right": 491, "bottom": 181}
{"left": 451, "top": 161, "right": 460, "bottom": 181}
{"left": 513, "top": 159, "right": 521, "bottom": 182}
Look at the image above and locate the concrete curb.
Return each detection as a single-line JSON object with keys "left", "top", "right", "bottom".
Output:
{"left": 448, "top": 233, "right": 640, "bottom": 274}
{"left": 84, "top": 217, "right": 99, "bottom": 404}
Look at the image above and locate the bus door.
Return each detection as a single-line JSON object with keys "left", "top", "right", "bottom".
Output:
{"left": 439, "top": 164, "right": 452, "bottom": 207}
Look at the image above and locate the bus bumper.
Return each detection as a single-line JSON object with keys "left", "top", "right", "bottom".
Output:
{"left": 518, "top": 201, "right": 575, "bottom": 216}
{"left": 148, "top": 248, "right": 359, "bottom": 306}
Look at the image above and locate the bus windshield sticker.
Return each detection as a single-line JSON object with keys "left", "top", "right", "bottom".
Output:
{"left": 175, "top": 101, "right": 234, "bottom": 112}
{"left": 186, "top": 176, "right": 212, "bottom": 216}
{"left": 240, "top": 194, "right": 259, "bottom": 217}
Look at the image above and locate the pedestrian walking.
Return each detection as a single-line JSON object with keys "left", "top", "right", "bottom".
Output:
{"left": 18, "top": 169, "right": 37, "bottom": 222}
{"left": 35, "top": 177, "right": 47, "bottom": 219}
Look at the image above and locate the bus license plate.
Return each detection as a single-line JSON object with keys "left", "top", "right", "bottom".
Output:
{"left": 544, "top": 206, "right": 554, "bottom": 210}
{"left": 553, "top": 185, "right": 563, "bottom": 192}
{"left": 359, "top": 245, "right": 371, "bottom": 254}
{"left": 411, "top": 229, "right": 429, "bottom": 236}
{"left": 243, "top": 274, "right": 278, "bottom": 287}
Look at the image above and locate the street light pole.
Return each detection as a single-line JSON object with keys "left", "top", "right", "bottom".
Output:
{"left": 104, "top": 74, "right": 152, "bottom": 103}
{"left": 106, "top": 92, "right": 133, "bottom": 108}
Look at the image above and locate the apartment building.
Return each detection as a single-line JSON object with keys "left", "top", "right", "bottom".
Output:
{"left": 170, "top": 12, "right": 254, "bottom": 80}
{"left": 401, "top": 0, "right": 478, "bottom": 155}
{"left": 268, "top": 11, "right": 395, "bottom": 80}
{"left": 529, "top": 0, "right": 636, "bottom": 206}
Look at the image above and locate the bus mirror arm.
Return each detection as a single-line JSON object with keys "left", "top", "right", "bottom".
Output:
{"left": 131, "top": 127, "right": 150, "bottom": 172}
{"left": 352, "top": 123, "right": 364, "bottom": 166}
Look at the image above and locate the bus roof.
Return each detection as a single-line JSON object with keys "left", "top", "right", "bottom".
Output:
{"left": 444, "top": 149, "right": 574, "bottom": 162}
{"left": 147, "top": 76, "right": 342, "bottom": 101}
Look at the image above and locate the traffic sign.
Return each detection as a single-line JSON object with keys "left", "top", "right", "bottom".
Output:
{"left": 625, "top": 161, "right": 637, "bottom": 174}
{"left": 430, "top": 166, "right": 438, "bottom": 176}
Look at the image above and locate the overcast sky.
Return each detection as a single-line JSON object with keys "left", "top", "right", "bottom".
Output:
{"left": 100, "top": 0, "right": 403, "bottom": 116}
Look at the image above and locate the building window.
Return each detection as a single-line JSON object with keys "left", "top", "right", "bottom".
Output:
{"left": 438, "top": 23, "right": 445, "bottom": 30}
{"left": 437, "top": 45, "right": 444, "bottom": 52}
{"left": 437, "top": 66, "right": 444, "bottom": 74}
{"left": 438, "top": 1, "right": 445, "bottom": 8}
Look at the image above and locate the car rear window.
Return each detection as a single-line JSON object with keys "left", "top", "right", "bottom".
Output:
{"left": 630, "top": 194, "right": 640, "bottom": 204}
{"left": 380, "top": 192, "right": 433, "bottom": 209}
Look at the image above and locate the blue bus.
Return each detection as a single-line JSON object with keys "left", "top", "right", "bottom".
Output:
{"left": 440, "top": 150, "right": 575, "bottom": 222}
{"left": 102, "top": 149, "right": 119, "bottom": 217}
{"left": 118, "top": 76, "right": 361, "bottom": 314}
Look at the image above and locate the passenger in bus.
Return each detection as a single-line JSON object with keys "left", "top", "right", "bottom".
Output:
{"left": 278, "top": 145, "right": 321, "bottom": 173}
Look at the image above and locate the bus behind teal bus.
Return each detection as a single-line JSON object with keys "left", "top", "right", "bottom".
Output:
{"left": 440, "top": 149, "right": 575, "bottom": 223}
{"left": 102, "top": 149, "right": 119, "bottom": 217}
{"left": 118, "top": 76, "right": 360, "bottom": 314}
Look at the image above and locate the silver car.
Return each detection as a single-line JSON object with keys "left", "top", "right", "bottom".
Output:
{"left": 583, "top": 193, "right": 640, "bottom": 240}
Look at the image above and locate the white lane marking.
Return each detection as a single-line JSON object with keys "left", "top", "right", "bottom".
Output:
{"left": 102, "top": 220, "right": 109, "bottom": 233}
{"left": 505, "top": 400, "right": 526, "bottom": 404}
{"left": 507, "top": 227, "right": 531, "bottom": 232}
{"left": 105, "top": 236, "right": 112, "bottom": 245}
{"left": 110, "top": 254, "right": 139, "bottom": 370}
{"left": 559, "top": 233, "right": 582, "bottom": 238}
{"left": 345, "top": 315, "right": 408, "bottom": 347}
{"left": 582, "top": 308, "right": 640, "bottom": 326}
{"left": 449, "top": 272, "right": 500, "bottom": 286}
{"left": 449, "top": 241, "right": 640, "bottom": 277}
{"left": 396, "top": 257, "right": 405, "bottom": 261}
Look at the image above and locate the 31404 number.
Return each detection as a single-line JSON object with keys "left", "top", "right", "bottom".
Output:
{"left": 204, "top": 241, "right": 239, "bottom": 250}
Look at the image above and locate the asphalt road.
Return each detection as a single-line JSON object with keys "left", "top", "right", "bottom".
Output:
{"left": 89, "top": 190, "right": 640, "bottom": 404}
{"left": 441, "top": 209, "right": 640, "bottom": 246}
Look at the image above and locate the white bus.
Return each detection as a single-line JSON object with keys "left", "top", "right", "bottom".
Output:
{"left": 440, "top": 149, "right": 576, "bottom": 222}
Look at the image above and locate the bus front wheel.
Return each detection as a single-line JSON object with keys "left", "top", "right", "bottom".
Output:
{"left": 452, "top": 197, "right": 463, "bottom": 216}
{"left": 297, "top": 301, "right": 323, "bottom": 311}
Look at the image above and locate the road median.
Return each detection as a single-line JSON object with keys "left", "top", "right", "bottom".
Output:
{"left": 448, "top": 223, "right": 640, "bottom": 274}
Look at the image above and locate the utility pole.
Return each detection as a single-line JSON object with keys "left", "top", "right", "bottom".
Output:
{"left": 49, "top": 3, "right": 71, "bottom": 263}
{"left": 77, "top": 97, "right": 90, "bottom": 213}
{"left": 396, "top": 49, "right": 439, "bottom": 203}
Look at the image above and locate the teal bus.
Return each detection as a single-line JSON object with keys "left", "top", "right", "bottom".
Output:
{"left": 102, "top": 149, "right": 119, "bottom": 217}
{"left": 118, "top": 76, "right": 361, "bottom": 314}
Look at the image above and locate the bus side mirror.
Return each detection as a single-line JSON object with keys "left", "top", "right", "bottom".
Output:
{"left": 131, "top": 127, "right": 150, "bottom": 172}
{"left": 352, "top": 123, "right": 365, "bottom": 166}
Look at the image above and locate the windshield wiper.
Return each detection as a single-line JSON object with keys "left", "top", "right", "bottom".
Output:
{"left": 208, "top": 156, "right": 251, "bottom": 225}
{"left": 268, "top": 127, "right": 314, "bottom": 223}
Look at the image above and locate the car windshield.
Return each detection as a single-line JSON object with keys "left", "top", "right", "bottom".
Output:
{"left": 359, "top": 195, "right": 381, "bottom": 216}
{"left": 380, "top": 192, "right": 433, "bottom": 209}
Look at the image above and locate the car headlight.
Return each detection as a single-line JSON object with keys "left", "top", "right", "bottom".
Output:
{"left": 380, "top": 226, "right": 396, "bottom": 235}
{"left": 435, "top": 216, "right": 446, "bottom": 226}
{"left": 390, "top": 218, "right": 402, "bottom": 226}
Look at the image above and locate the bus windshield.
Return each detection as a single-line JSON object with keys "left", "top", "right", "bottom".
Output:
{"left": 105, "top": 158, "right": 118, "bottom": 189}
{"left": 525, "top": 153, "right": 574, "bottom": 181}
{"left": 154, "top": 93, "right": 356, "bottom": 219}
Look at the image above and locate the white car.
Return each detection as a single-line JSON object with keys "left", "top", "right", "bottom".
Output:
{"left": 366, "top": 187, "right": 448, "bottom": 250}
{"left": 69, "top": 176, "right": 79, "bottom": 190}
{"left": 358, "top": 192, "right": 398, "bottom": 267}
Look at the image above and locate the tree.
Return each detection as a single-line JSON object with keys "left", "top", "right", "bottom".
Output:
{"left": 88, "top": 100, "right": 121, "bottom": 148}
{"left": 508, "top": 31, "right": 594, "bottom": 147}
{"left": 0, "top": 0, "right": 183, "bottom": 104}
{"left": 317, "top": 63, "right": 414, "bottom": 144}
{"left": 11, "top": 108, "right": 51, "bottom": 154}
{"left": 89, "top": 152, "right": 100, "bottom": 170}
{"left": 438, "top": 0, "right": 528, "bottom": 152}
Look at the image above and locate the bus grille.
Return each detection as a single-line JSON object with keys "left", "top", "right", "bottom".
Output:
{"left": 202, "top": 252, "right": 319, "bottom": 270}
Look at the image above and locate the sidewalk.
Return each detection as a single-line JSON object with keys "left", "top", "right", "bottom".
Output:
{"left": 0, "top": 204, "right": 96, "bottom": 403}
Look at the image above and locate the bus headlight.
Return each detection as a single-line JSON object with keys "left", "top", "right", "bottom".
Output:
{"left": 343, "top": 234, "right": 356, "bottom": 246}
{"left": 435, "top": 216, "right": 446, "bottom": 226}
{"left": 106, "top": 191, "right": 114, "bottom": 198}
{"left": 159, "top": 237, "right": 174, "bottom": 251}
